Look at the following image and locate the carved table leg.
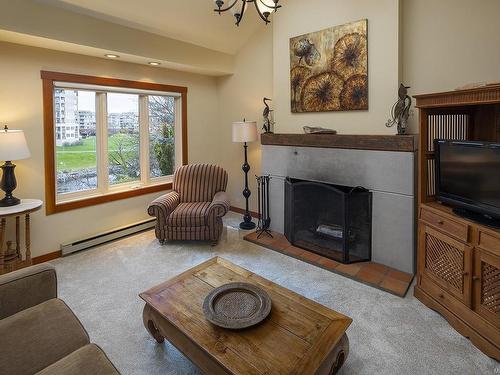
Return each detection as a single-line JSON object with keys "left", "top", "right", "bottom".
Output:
{"left": 25, "top": 214, "right": 32, "bottom": 265}
{"left": 328, "top": 334, "right": 349, "bottom": 375}
{"left": 308, "top": 334, "right": 350, "bottom": 375}
{"left": 15, "top": 216, "right": 20, "bottom": 260}
{"left": 143, "top": 304, "right": 165, "bottom": 343}
{"left": 0, "top": 218, "right": 5, "bottom": 272}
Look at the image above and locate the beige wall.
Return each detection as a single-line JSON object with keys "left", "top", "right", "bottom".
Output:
{"left": 0, "top": 41, "right": 220, "bottom": 257}
{"left": 402, "top": 0, "right": 500, "bottom": 133}
{"left": 273, "top": 0, "right": 401, "bottom": 135}
{"left": 216, "top": 27, "right": 274, "bottom": 212}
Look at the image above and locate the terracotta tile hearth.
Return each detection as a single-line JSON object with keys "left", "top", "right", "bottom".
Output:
{"left": 244, "top": 231, "right": 414, "bottom": 297}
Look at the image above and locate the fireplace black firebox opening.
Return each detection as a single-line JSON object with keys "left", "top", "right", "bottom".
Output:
{"left": 284, "top": 177, "right": 372, "bottom": 264}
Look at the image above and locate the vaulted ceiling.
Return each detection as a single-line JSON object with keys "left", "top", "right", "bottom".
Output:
{"left": 37, "top": 0, "right": 268, "bottom": 55}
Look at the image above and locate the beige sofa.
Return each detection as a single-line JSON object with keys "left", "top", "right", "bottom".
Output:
{"left": 0, "top": 264, "right": 120, "bottom": 375}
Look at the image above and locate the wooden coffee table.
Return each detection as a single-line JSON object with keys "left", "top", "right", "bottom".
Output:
{"left": 140, "top": 257, "right": 352, "bottom": 375}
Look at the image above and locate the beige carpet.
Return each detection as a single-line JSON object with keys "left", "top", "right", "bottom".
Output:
{"left": 52, "top": 213, "right": 497, "bottom": 374}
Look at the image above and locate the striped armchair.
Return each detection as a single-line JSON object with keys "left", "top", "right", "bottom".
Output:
{"left": 148, "top": 164, "right": 230, "bottom": 244}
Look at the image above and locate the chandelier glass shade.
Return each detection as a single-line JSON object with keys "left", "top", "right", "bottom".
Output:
{"left": 214, "top": 0, "right": 281, "bottom": 26}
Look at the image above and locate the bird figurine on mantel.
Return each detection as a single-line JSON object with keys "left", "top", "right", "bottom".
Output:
{"left": 262, "top": 97, "right": 274, "bottom": 133}
{"left": 386, "top": 83, "right": 412, "bottom": 135}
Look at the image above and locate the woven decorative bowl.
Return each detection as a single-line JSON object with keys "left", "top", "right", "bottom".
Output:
{"left": 202, "top": 282, "right": 272, "bottom": 329}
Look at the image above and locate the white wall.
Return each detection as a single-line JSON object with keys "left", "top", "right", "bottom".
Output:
{"left": 402, "top": 0, "right": 500, "bottom": 133}
{"left": 216, "top": 27, "right": 274, "bottom": 212}
{"left": 0, "top": 41, "right": 220, "bottom": 257}
{"left": 273, "top": 0, "right": 401, "bottom": 135}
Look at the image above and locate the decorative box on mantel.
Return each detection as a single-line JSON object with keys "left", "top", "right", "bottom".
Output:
{"left": 261, "top": 133, "right": 418, "bottom": 274}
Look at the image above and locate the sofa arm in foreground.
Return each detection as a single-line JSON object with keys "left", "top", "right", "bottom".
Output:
{"left": 0, "top": 263, "right": 57, "bottom": 320}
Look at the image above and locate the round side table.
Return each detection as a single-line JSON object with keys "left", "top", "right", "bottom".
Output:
{"left": 0, "top": 199, "right": 43, "bottom": 274}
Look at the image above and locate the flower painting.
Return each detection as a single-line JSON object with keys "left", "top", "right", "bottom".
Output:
{"left": 290, "top": 19, "right": 368, "bottom": 113}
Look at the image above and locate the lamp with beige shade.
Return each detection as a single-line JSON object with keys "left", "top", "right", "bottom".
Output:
{"left": 0, "top": 126, "right": 31, "bottom": 207}
{"left": 232, "top": 120, "right": 258, "bottom": 230}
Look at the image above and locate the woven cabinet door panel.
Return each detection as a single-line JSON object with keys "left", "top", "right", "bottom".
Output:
{"left": 422, "top": 225, "right": 472, "bottom": 306}
{"left": 474, "top": 248, "right": 500, "bottom": 328}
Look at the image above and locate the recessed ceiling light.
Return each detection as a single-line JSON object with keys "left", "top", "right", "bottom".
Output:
{"left": 105, "top": 54, "right": 119, "bottom": 58}
{"left": 148, "top": 62, "right": 161, "bottom": 66}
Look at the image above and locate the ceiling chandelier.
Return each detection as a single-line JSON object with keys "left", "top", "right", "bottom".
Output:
{"left": 214, "top": 0, "right": 281, "bottom": 26}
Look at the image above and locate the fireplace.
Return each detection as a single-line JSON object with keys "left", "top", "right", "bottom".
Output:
{"left": 284, "top": 177, "right": 372, "bottom": 264}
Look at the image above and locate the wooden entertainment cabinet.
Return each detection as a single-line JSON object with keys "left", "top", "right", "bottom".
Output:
{"left": 414, "top": 86, "right": 500, "bottom": 359}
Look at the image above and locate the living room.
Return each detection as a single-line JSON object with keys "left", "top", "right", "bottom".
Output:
{"left": 0, "top": 0, "right": 499, "bottom": 374}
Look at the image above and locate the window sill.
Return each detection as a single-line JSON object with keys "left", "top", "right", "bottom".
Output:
{"left": 47, "top": 182, "right": 172, "bottom": 215}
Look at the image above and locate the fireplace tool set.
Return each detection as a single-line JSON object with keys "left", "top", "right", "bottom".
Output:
{"left": 256, "top": 175, "right": 272, "bottom": 238}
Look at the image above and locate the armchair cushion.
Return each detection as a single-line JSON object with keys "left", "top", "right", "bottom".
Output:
{"left": 167, "top": 202, "right": 211, "bottom": 227}
{"left": 0, "top": 263, "right": 57, "bottom": 320}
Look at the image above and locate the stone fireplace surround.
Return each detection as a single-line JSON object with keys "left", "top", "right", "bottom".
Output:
{"left": 261, "top": 133, "right": 417, "bottom": 274}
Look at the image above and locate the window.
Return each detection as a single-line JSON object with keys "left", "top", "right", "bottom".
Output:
{"left": 55, "top": 89, "right": 97, "bottom": 195}
{"left": 148, "top": 95, "right": 176, "bottom": 178}
{"left": 107, "top": 93, "right": 141, "bottom": 186}
{"left": 42, "top": 71, "right": 187, "bottom": 214}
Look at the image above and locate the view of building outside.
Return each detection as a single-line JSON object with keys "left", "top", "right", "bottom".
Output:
{"left": 55, "top": 90, "right": 176, "bottom": 196}
{"left": 78, "top": 110, "right": 96, "bottom": 137}
{"left": 56, "top": 89, "right": 97, "bottom": 194}
{"left": 55, "top": 89, "right": 80, "bottom": 146}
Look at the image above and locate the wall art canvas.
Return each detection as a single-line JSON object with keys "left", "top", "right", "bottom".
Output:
{"left": 290, "top": 19, "right": 368, "bottom": 113}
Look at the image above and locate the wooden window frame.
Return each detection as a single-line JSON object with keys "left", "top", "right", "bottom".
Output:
{"left": 41, "top": 71, "right": 188, "bottom": 215}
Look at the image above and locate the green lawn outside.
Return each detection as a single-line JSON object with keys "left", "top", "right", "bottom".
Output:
{"left": 56, "top": 136, "right": 97, "bottom": 171}
{"left": 56, "top": 134, "right": 139, "bottom": 171}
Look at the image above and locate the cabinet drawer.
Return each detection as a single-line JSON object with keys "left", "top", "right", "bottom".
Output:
{"left": 479, "top": 231, "right": 500, "bottom": 255}
{"left": 421, "top": 274, "right": 461, "bottom": 311}
{"left": 420, "top": 208, "right": 469, "bottom": 242}
{"left": 421, "top": 274, "right": 500, "bottom": 347}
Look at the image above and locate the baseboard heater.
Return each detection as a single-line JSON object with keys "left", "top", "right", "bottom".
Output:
{"left": 60, "top": 218, "right": 156, "bottom": 256}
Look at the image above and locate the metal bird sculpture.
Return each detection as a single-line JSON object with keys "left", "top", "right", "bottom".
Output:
{"left": 262, "top": 97, "right": 273, "bottom": 133}
{"left": 386, "top": 84, "right": 412, "bottom": 135}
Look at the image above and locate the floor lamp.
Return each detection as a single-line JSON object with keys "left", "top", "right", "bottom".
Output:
{"left": 232, "top": 120, "right": 258, "bottom": 230}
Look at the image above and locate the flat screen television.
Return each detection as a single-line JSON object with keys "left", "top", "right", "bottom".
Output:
{"left": 435, "top": 139, "right": 500, "bottom": 228}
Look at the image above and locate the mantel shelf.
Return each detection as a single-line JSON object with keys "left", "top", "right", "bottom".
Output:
{"left": 260, "top": 133, "right": 418, "bottom": 152}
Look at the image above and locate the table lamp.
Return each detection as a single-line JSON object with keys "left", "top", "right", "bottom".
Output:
{"left": 0, "top": 126, "right": 31, "bottom": 207}
{"left": 232, "top": 120, "right": 258, "bottom": 230}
